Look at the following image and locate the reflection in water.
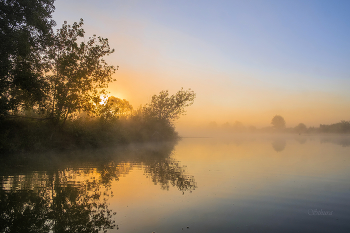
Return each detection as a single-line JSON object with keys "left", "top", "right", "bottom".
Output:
{"left": 271, "top": 138, "right": 286, "bottom": 152}
{"left": 0, "top": 170, "right": 115, "bottom": 233}
{"left": 0, "top": 141, "right": 196, "bottom": 232}
{"left": 3, "top": 136, "right": 350, "bottom": 233}
{"left": 144, "top": 158, "right": 196, "bottom": 192}
{"left": 271, "top": 135, "right": 350, "bottom": 152}
{"left": 320, "top": 135, "right": 350, "bottom": 147}
{"left": 171, "top": 136, "right": 350, "bottom": 233}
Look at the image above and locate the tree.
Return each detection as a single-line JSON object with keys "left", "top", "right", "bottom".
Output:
{"left": 0, "top": 0, "right": 56, "bottom": 116}
{"left": 97, "top": 96, "right": 133, "bottom": 120}
{"left": 271, "top": 115, "right": 286, "bottom": 130}
{"left": 107, "top": 96, "right": 133, "bottom": 116}
{"left": 143, "top": 88, "right": 196, "bottom": 121}
{"left": 295, "top": 123, "right": 307, "bottom": 133}
{"left": 41, "top": 19, "right": 116, "bottom": 126}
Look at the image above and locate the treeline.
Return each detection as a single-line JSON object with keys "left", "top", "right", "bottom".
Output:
{"left": 207, "top": 117, "right": 350, "bottom": 134}
{"left": 319, "top": 121, "right": 350, "bottom": 133}
{"left": 0, "top": 1, "right": 195, "bottom": 153}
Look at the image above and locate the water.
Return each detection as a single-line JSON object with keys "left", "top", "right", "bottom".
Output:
{"left": 1, "top": 134, "right": 350, "bottom": 232}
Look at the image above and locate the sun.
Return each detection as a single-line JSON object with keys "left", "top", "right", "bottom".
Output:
{"left": 99, "top": 94, "right": 109, "bottom": 105}
{"left": 99, "top": 92, "right": 127, "bottom": 105}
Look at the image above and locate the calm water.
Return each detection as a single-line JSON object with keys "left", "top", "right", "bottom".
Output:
{"left": 1, "top": 135, "right": 350, "bottom": 232}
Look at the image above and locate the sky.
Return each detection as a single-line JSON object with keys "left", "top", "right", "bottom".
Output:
{"left": 52, "top": 0, "right": 350, "bottom": 128}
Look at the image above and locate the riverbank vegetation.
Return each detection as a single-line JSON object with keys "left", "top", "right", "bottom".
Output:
{"left": 0, "top": 87, "right": 195, "bottom": 153}
{"left": 0, "top": 1, "right": 195, "bottom": 153}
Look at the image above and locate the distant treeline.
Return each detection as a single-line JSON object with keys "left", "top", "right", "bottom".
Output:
{"left": 319, "top": 121, "right": 350, "bottom": 133}
{"left": 208, "top": 119, "right": 350, "bottom": 134}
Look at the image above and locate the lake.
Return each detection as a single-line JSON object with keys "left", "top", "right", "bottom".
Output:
{"left": 1, "top": 134, "right": 350, "bottom": 232}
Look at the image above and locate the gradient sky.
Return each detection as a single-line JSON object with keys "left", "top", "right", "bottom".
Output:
{"left": 52, "top": 0, "right": 350, "bottom": 128}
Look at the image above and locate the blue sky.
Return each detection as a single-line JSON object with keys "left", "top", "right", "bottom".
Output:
{"left": 53, "top": 0, "right": 350, "bottom": 127}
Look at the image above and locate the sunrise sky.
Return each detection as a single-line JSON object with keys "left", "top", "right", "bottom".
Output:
{"left": 53, "top": 0, "right": 350, "bottom": 128}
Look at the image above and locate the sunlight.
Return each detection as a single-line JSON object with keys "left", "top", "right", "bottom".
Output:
{"left": 99, "top": 94, "right": 109, "bottom": 105}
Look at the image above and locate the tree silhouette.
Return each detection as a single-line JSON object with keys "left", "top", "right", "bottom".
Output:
{"left": 295, "top": 123, "right": 307, "bottom": 133}
{"left": 0, "top": 0, "right": 55, "bottom": 117}
{"left": 143, "top": 88, "right": 195, "bottom": 121}
{"left": 271, "top": 115, "right": 286, "bottom": 130}
{"left": 41, "top": 19, "right": 115, "bottom": 127}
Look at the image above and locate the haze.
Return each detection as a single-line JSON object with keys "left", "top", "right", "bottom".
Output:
{"left": 53, "top": 0, "right": 350, "bottom": 130}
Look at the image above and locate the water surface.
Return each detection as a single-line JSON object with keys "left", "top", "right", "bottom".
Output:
{"left": 1, "top": 135, "right": 350, "bottom": 232}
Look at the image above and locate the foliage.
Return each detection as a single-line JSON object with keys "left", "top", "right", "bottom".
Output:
{"left": 40, "top": 19, "right": 116, "bottom": 126}
{"left": 0, "top": 86, "right": 196, "bottom": 153}
{"left": 143, "top": 88, "right": 195, "bottom": 121}
{"left": 109, "top": 96, "right": 133, "bottom": 114}
{"left": 0, "top": 0, "right": 56, "bottom": 116}
{"left": 100, "top": 96, "right": 133, "bottom": 120}
{"left": 271, "top": 115, "right": 286, "bottom": 130}
{"left": 0, "top": 113, "right": 179, "bottom": 153}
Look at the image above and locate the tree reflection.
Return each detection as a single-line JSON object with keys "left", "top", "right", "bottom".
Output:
{"left": 0, "top": 170, "right": 116, "bottom": 233}
{"left": 0, "top": 190, "right": 51, "bottom": 233}
{"left": 295, "top": 136, "right": 307, "bottom": 144}
{"left": 0, "top": 141, "right": 197, "bottom": 232}
{"left": 320, "top": 136, "right": 350, "bottom": 147}
{"left": 144, "top": 158, "right": 196, "bottom": 192}
{"left": 96, "top": 141, "right": 197, "bottom": 192}
{"left": 271, "top": 139, "right": 286, "bottom": 152}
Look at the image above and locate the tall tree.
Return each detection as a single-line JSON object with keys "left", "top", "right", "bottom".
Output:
{"left": 41, "top": 19, "right": 116, "bottom": 126}
{"left": 0, "top": 0, "right": 56, "bottom": 116}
